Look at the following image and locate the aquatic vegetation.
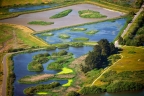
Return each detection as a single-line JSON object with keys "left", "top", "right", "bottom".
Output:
{"left": 71, "top": 28, "right": 87, "bottom": 31}
{"left": 50, "top": 9, "right": 72, "bottom": 19}
{"left": 57, "top": 67, "right": 73, "bottom": 74}
{"left": 62, "top": 79, "right": 73, "bottom": 87}
{"left": 41, "top": 33, "right": 54, "bottom": 36}
{"left": 85, "top": 30, "right": 99, "bottom": 35}
{"left": 73, "top": 37, "right": 89, "bottom": 41}
{"left": 28, "top": 21, "right": 54, "bottom": 25}
{"left": 79, "top": 10, "right": 107, "bottom": 18}
{"left": 58, "top": 34, "right": 70, "bottom": 39}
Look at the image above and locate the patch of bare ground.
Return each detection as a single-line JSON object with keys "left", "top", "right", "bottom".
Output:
{"left": 55, "top": 74, "right": 75, "bottom": 79}
{"left": 21, "top": 74, "right": 54, "bottom": 82}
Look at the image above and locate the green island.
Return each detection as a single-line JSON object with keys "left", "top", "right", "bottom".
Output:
{"left": 79, "top": 9, "right": 107, "bottom": 18}
{"left": 86, "top": 30, "right": 99, "bottom": 35}
{"left": 0, "top": 0, "right": 144, "bottom": 96}
{"left": 27, "top": 53, "right": 50, "bottom": 71}
{"left": 41, "top": 32, "right": 54, "bottom": 36}
{"left": 71, "top": 27, "right": 87, "bottom": 31}
{"left": 50, "top": 9, "right": 72, "bottom": 19}
{"left": 73, "top": 37, "right": 89, "bottom": 41}
{"left": 28, "top": 21, "right": 54, "bottom": 25}
{"left": 58, "top": 34, "right": 70, "bottom": 39}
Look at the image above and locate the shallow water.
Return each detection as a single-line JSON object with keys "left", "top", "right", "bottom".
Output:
{"left": 35, "top": 18, "right": 126, "bottom": 44}
{"left": 9, "top": 4, "right": 57, "bottom": 12}
{"left": 13, "top": 46, "right": 93, "bottom": 96}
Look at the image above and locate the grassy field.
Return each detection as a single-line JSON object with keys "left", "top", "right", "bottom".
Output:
{"left": 110, "top": 46, "right": 144, "bottom": 72}
{"left": 93, "top": 46, "right": 144, "bottom": 86}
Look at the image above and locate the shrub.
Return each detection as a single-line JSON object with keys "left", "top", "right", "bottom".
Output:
{"left": 50, "top": 9, "right": 72, "bottom": 19}
{"left": 28, "top": 21, "right": 54, "bottom": 25}
{"left": 66, "top": 91, "right": 79, "bottom": 96}
{"left": 79, "top": 10, "right": 107, "bottom": 18}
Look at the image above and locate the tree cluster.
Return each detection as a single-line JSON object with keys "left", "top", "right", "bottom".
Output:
{"left": 82, "top": 39, "right": 117, "bottom": 72}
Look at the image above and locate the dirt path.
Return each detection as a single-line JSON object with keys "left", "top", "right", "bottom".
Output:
{"left": 91, "top": 54, "right": 123, "bottom": 86}
{"left": 0, "top": 4, "right": 124, "bottom": 32}
{"left": 2, "top": 53, "right": 11, "bottom": 96}
{"left": 114, "top": 4, "right": 144, "bottom": 47}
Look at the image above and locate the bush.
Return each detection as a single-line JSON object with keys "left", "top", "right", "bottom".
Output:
{"left": 106, "top": 81, "right": 143, "bottom": 92}
{"left": 73, "top": 37, "right": 89, "bottom": 41}
{"left": 56, "top": 44, "right": 69, "bottom": 49}
{"left": 66, "top": 91, "right": 79, "bottom": 96}
{"left": 79, "top": 10, "right": 107, "bottom": 18}
{"left": 50, "top": 9, "right": 72, "bottom": 19}
{"left": 70, "top": 42, "right": 83, "bottom": 47}
{"left": 80, "top": 86, "right": 106, "bottom": 95}
{"left": 28, "top": 21, "right": 54, "bottom": 25}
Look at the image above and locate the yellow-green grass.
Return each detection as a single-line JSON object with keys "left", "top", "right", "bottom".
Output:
{"left": 0, "top": 24, "right": 13, "bottom": 46}
{"left": 93, "top": 46, "right": 144, "bottom": 86}
{"left": 62, "top": 79, "right": 73, "bottom": 87}
{"left": 0, "top": 23, "right": 48, "bottom": 47}
{"left": 36, "top": 92, "right": 49, "bottom": 95}
{"left": 84, "top": 41, "right": 98, "bottom": 46}
{"left": 57, "top": 67, "right": 73, "bottom": 74}
{"left": 110, "top": 46, "right": 144, "bottom": 72}
{"left": 1, "top": 0, "right": 53, "bottom": 7}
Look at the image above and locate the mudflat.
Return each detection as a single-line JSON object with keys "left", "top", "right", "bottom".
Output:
{"left": 0, "top": 4, "right": 124, "bottom": 32}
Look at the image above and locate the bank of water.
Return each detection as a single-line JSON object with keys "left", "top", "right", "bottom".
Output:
{"left": 35, "top": 18, "right": 126, "bottom": 44}
{"left": 9, "top": 4, "right": 58, "bottom": 12}
{"left": 84, "top": 90, "right": 144, "bottom": 96}
{"left": 13, "top": 46, "right": 93, "bottom": 96}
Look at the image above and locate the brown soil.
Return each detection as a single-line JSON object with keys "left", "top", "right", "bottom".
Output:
{"left": 55, "top": 74, "right": 75, "bottom": 79}
{"left": 22, "top": 74, "right": 54, "bottom": 82}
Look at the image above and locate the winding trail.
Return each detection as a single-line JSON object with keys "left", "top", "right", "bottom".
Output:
{"left": 91, "top": 54, "right": 123, "bottom": 86}
{"left": 114, "top": 3, "right": 144, "bottom": 47}
{"left": 91, "top": 3, "right": 144, "bottom": 86}
{"left": 2, "top": 53, "right": 11, "bottom": 96}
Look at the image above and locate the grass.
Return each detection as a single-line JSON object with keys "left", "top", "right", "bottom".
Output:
{"left": 85, "top": 30, "right": 99, "bottom": 35}
{"left": 62, "top": 79, "right": 73, "bottom": 87}
{"left": 36, "top": 92, "right": 49, "bottom": 95}
{"left": 57, "top": 67, "right": 73, "bottom": 74}
{"left": 79, "top": 10, "right": 107, "bottom": 18}
{"left": 93, "top": 46, "right": 144, "bottom": 86}
{"left": 0, "top": 24, "right": 13, "bottom": 46}
{"left": 73, "top": 37, "right": 89, "bottom": 42}
{"left": 28, "top": 21, "right": 54, "bottom": 25}
{"left": 110, "top": 46, "right": 144, "bottom": 72}
{"left": 50, "top": 9, "right": 72, "bottom": 19}
{"left": 71, "top": 28, "right": 87, "bottom": 31}
{"left": 41, "top": 32, "right": 54, "bottom": 36}
{"left": 0, "top": 23, "right": 48, "bottom": 47}
{"left": 58, "top": 34, "right": 70, "bottom": 39}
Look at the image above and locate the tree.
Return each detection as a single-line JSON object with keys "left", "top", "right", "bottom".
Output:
{"left": 98, "top": 39, "right": 111, "bottom": 57}
{"left": 66, "top": 91, "right": 79, "bottom": 96}
{"left": 85, "top": 52, "right": 102, "bottom": 70}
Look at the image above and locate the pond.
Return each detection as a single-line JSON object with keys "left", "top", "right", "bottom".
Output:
{"left": 9, "top": 4, "right": 58, "bottom": 12}
{"left": 35, "top": 18, "right": 126, "bottom": 44}
{"left": 13, "top": 46, "right": 93, "bottom": 96}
